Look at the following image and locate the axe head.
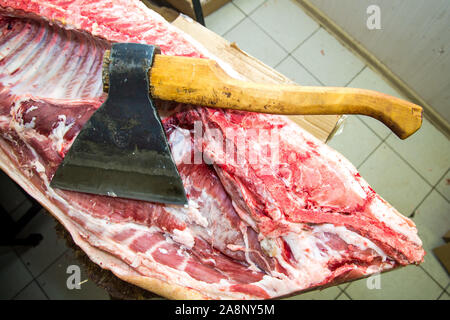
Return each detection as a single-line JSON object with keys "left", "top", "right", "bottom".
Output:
{"left": 51, "top": 43, "right": 187, "bottom": 205}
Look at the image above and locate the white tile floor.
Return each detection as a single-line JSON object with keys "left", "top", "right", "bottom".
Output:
{"left": 0, "top": 0, "right": 449, "bottom": 300}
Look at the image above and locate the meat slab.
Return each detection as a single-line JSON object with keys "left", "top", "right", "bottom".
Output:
{"left": 0, "top": 0, "right": 424, "bottom": 299}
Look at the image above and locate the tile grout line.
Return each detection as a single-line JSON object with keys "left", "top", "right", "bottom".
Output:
{"left": 354, "top": 132, "right": 437, "bottom": 218}
{"left": 272, "top": 50, "right": 325, "bottom": 87}
{"left": 289, "top": 28, "right": 366, "bottom": 87}
{"left": 11, "top": 279, "right": 49, "bottom": 300}
{"left": 351, "top": 128, "right": 449, "bottom": 287}
{"left": 334, "top": 289, "right": 344, "bottom": 300}
{"left": 232, "top": 0, "right": 268, "bottom": 17}
{"left": 382, "top": 143, "right": 450, "bottom": 214}
{"left": 285, "top": 26, "right": 321, "bottom": 56}
{"left": 8, "top": 0, "right": 444, "bottom": 301}
{"left": 273, "top": 54, "right": 290, "bottom": 69}
{"left": 236, "top": 0, "right": 321, "bottom": 60}
{"left": 342, "top": 282, "right": 351, "bottom": 289}
{"left": 355, "top": 113, "right": 449, "bottom": 200}
{"left": 13, "top": 245, "right": 70, "bottom": 299}
{"left": 342, "top": 290, "right": 352, "bottom": 300}
{"left": 225, "top": 1, "right": 293, "bottom": 68}
{"left": 246, "top": 16, "right": 288, "bottom": 57}
{"left": 418, "top": 264, "right": 448, "bottom": 292}
{"left": 12, "top": 247, "right": 43, "bottom": 280}
{"left": 343, "top": 65, "right": 366, "bottom": 87}
{"left": 433, "top": 168, "right": 450, "bottom": 203}
{"left": 409, "top": 188, "right": 435, "bottom": 218}
{"left": 220, "top": 2, "right": 392, "bottom": 167}
{"left": 7, "top": 210, "right": 66, "bottom": 300}
{"left": 223, "top": 4, "right": 344, "bottom": 88}
{"left": 286, "top": 22, "right": 366, "bottom": 87}
{"left": 436, "top": 289, "right": 446, "bottom": 300}
{"left": 289, "top": 53, "right": 326, "bottom": 86}
{"left": 245, "top": 13, "right": 322, "bottom": 62}
{"left": 408, "top": 169, "right": 450, "bottom": 289}
{"left": 10, "top": 279, "right": 34, "bottom": 300}
{"left": 29, "top": 248, "right": 72, "bottom": 300}
{"left": 262, "top": 18, "right": 370, "bottom": 104}
{"left": 363, "top": 139, "right": 437, "bottom": 204}
{"left": 409, "top": 167, "right": 449, "bottom": 217}
{"left": 356, "top": 139, "right": 384, "bottom": 170}
{"left": 225, "top": 7, "right": 323, "bottom": 74}
{"left": 270, "top": 25, "right": 323, "bottom": 83}
{"left": 321, "top": 64, "right": 369, "bottom": 148}
{"left": 355, "top": 129, "right": 448, "bottom": 214}
{"left": 33, "top": 247, "right": 71, "bottom": 281}
{"left": 383, "top": 140, "right": 439, "bottom": 190}
{"left": 356, "top": 115, "right": 391, "bottom": 141}
{"left": 217, "top": 11, "right": 247, "bottom": 37}
{"left": 354, "top": 113, "right": 390, "bottom": 141}
{"left": 222, "top": 0, "right": 269, "bottom": 37}
{"left": 210, "top": 1, "right": 250, "bottom": 38}
{"left": 9, "top": 246, "right": 36, "bottom": 299}
{"left": 356, "top": 129, "right": 392, "bottom": 170}
{"left": 34, "top": 278, "right": 50, "bottom": 300}
{"left": 434, "top": 188, "right": 450, "bottom": 204}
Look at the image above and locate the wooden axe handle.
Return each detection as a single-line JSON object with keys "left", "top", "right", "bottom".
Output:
{"left": 103, "top": 51, "right": 423, "bottom": 139}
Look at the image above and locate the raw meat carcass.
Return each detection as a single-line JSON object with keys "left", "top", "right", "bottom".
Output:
{"left": 0, "top": 0, "right": 424, "bottom": 299}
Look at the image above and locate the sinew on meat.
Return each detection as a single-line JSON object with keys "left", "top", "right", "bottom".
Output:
{"left": 0, "top": 0, "right": 424, "bottom": 299}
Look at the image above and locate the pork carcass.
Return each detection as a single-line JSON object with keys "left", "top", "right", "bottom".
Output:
{"left": 0, "top": 0, "right": 424, "bottom": 299}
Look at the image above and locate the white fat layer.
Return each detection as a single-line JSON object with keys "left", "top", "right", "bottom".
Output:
{"left": 168, "top": 127, "right": 191, "bottom": 164}
{"left": 281, "top": 231, "right": 334, "bottom": 285}
{"left": 158, "top": 248, "right": 168, "bottom": 254}
{"left": 0, "top": 16, "right": 105, "bottom": 99}
{"left": 240, "top": 224, "right": 261, "bottom": 272}
{"left": 64, "top": 208, "right": 253, "bottom": 299}
{"left": 163, "top": 198, "right": 209, "bottom": 229}
{"left": 25, "top": 105, "right": 38, "bottom": 113}
{"left": 314, "top": 224, "right": 387, "bottom": 261}
{"left": 49, "top": 115, "right": 74, "bottom": 152}
{"left": 172, "top": 228, "right": 195, "bottom": 249}
{"left": 0, "top": 115, "right": 10, "bottom": 127}
{"left": 203, "top": 258, "right": 216, "bottom": 265}
{"left": 130, "top": 255, "right": 142, "bottom": 268}
{"left": 187, "top": 196, "right": 209, "bottom": 228}
{"left": 31, "top": 159, "right": 46, "bottom": 173}
{"left": 226, "top": 244, "right": 245, "bottom": 251}
{"left": 24, "top": 116, "right": 36, "bottom": 129}
{"left": 369, "top": 198, "right": 421, "bottom": 245}
{"left": 260, "top": 238, "right": 278, "bottom": 257}
{"left": 260, "top": 223, "right": 389, "bottom": 294}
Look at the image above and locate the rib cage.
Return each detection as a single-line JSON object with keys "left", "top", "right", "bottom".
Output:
{"left": 0, "top": 16, "right": 108, "bottom": 99}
